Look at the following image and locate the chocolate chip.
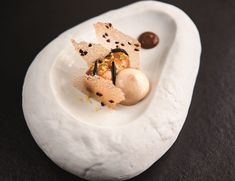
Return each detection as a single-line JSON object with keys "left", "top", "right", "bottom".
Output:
{"left": 134, "top": 48, "right": 139, "bottom": 51}
{"left": 109, "top": 23, "right": 112, "bottom": 27}
{"left": 105, "top": 25, "right": 109, "bottom": 29}
{"left": 101, "top": 102, "right": 105, "bottom": 106}
{"left": 96, "top": 92, "right": 103, "bottom": 97}
{"left": 83, "top": 51, "right": 88, "bottom": 55}
{"left": 116, "top": 45, "right": 119, "bottom": 48}
{"left": 115, "top": 41, "right": 119, "bottom": 44}
{"left": 121, "top": 43, "right": 125, "bottom": 46}
{"left": 134, "top": 43, "right": 140, "bottom": 47}
{"left": 128, "top": 42, "right": 131, "bottom": 45}
{"left": 106, "top": 39, "right": 110, "bottom": 43}
{"left": 102, "top": 35, "right": 106, "bottom": 38}
{"left": 109, "top": 100, "right": 114, "bottom": 103}
{"left": 105, "top": 33, "right": 108, "bottom": 36}
{"left": 88, "top": 43, "right": 92, "bottom": 47}
{"left": 80, "top": 50, "right": 85, "bottom": 56}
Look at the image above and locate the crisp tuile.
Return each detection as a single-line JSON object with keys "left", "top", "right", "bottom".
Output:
{"left": 71, "top": 22, "right": 143, "bottom": 108}
{"left": 71, "top": 39, "right": 110, "bottom": 66}
{"left": 94, "top": 22, "right": 141, "bottom": 68}
{"left": 84, "top": 75, "right": 125, "bottom": 108}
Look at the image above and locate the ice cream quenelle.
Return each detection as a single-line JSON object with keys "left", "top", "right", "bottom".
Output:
{"left": 72, "top": 22, "right": 150, "bottom": 107}
{"left": 116, "top": 68, "right": 150, "bottom": 105}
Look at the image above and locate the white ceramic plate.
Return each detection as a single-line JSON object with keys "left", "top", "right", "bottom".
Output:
{"left": 23, "top": 1, "right": 201, "bottom": 180}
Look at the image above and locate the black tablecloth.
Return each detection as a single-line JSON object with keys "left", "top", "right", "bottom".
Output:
{"left": 1, "top": 0, "right": 235, "bottom": 180}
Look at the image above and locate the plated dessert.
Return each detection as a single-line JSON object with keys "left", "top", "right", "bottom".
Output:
{"left": 71, "top": 22, "right": 152, "bottom": 108}
{"left": 22, "top": 1, "right": 201, "bottom": 181}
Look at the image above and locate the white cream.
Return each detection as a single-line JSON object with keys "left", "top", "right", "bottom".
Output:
{"left": 116, "top": 68, "right": 149, "bottom": 105}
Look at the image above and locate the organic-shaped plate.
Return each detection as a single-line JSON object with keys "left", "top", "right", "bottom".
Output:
{"left": 23, "top": 1, "right": 201, "bottom": 180}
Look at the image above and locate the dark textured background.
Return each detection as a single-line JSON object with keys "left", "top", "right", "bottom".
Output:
{"left": 1, "top": 0, "right": 235, "bottom": 180}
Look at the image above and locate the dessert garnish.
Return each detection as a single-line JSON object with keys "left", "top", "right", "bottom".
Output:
{"left": 111, "top": 61, "right": 116, "bottom": 85}
{"left": 116, "top": 68, "right": 149, "bottom": 105}
{"left": 138, "top": 32, "right": 159, "bottom": 49}
{"left": 72, "top": 22, "right": 150, "bottom": 108}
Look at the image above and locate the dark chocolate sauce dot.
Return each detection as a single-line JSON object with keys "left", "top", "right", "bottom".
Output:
{"left": 88, "top": 43, "right": 92, "bottom": 47}
{"left": 128, "top": 42, "right": 131, "bottom": 45}
{"left": 106, "top": 39, "right": 110, "bottom": 43}
{"left": 121, "top": 43, "right": 125, "bottom": 46}
{"left": 134, "top": 48, "right": 139, "bottom": 51}
{"left": 138, "top": 32, "right": 159, "bottom": 49}
{"left": 109, "top": 100, "right": 114, "bottom": 103}
{"left": 105, "top": 33, "right": 108, "bottom": 36}
{"left": 115, "top": 41, "right": 119, "bottom": 44}
{"left": 101, "top": 102, "right": 105, "bottom": 106}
